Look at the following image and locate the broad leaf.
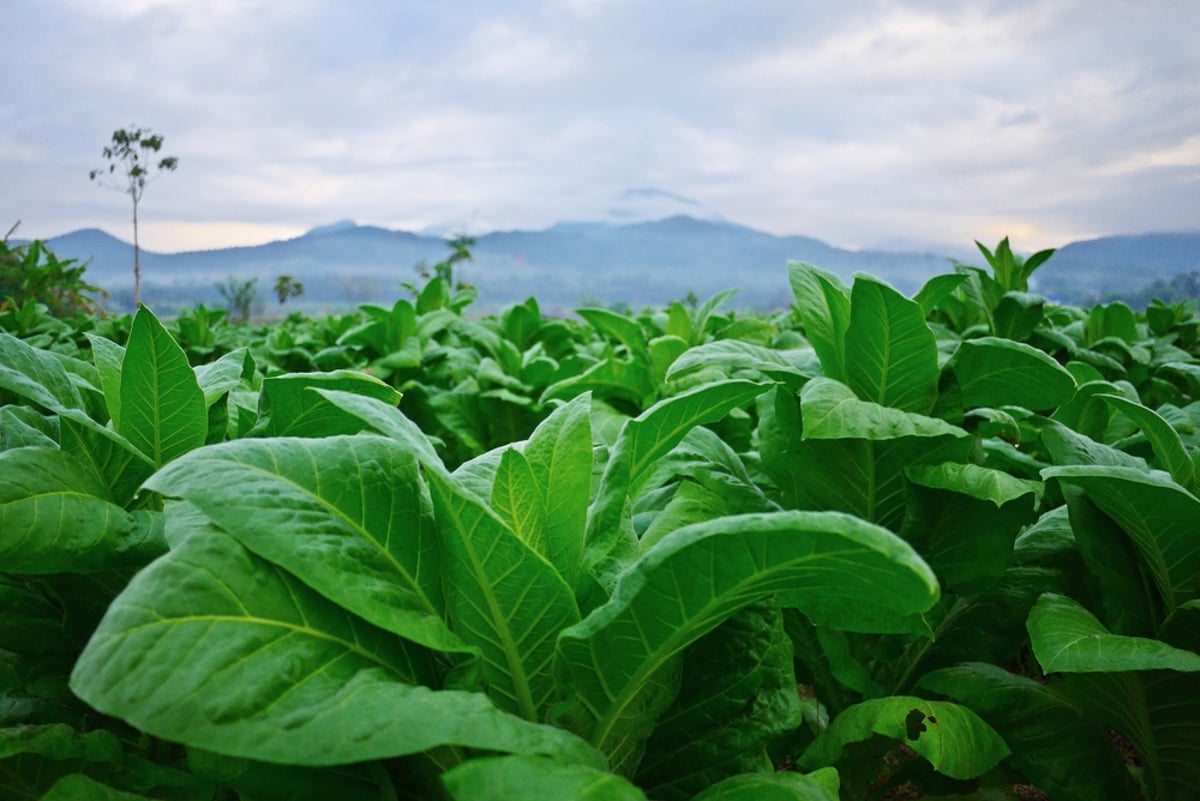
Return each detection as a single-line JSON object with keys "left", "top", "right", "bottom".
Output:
{"left": 1027, "top": 593, "right": 1200, "bottom": 673}
{"left": 442, "top": 755, "right": 648, "bottom": 801}
{"left": 144, "top": 435, "right": 465, "bottom": 657}
{"left": 558, "top": 510, "right": 939, "bottom": 774}
{"left": 1099, "top": 393, "right": 1196, "bottom": 490}
{"left": 70, "top": 530, "right": 601, "bottom": 767}
{"left": 920, "top": 663, "right": 1134, "bottom": 801}
{"left": 57, "top": 409, "right": 155, "bottom": 508}
{"left": 492, "top": 447, "right": 548, "bottom": 557}
{"left": 901, "top": 463, "right": 1040, "bottom": 592}
{"left": 577, "top": 307, "right": 648, "bottom": 357}
{"left": 761, "top": 382, "right": 970, "bottom": 531}
{"left": 950, "top": 337, "right": 1076, "bottom": 411}
{"left": 425, "top": 469, "right": 580, "bottom": 721}
{"left": 690, "top": 771, "right": 840, "bottom": 801}
{"left": 800, "top": 378, "right": 967, "bottom": 442}
{"left": 844, "top": 275, "right": 939, "bottom": 413}
{"left": 193, "top": 347, "right": 252, "bottom": 408}
{"left": 254, "top": 370, "right": 399, "bottom": 438}
{"left": 0, "top": 404, "right": 58, "bottom": 449}
{"left": 0, "top": 447, "right": 165, "bottom": 573}
{"left": 635, "top": 602, "right": 801, "bottom": 800}
{"left": 797, "top": 697, "right": 1009, "bottom": 780}
{"left": 666, "top": 340, "right": 817, "bottom": 390}
{"left": 584, "top": 380, "right": 771, "bottom": 590}
{"left": 40, "top": 774, "right": 160, "bottom": 801}
{"left": 541, "top": 358, "right": 656, "bottom": 406}
{"left": 1029, "top": 595, "right": 1200, "bottom": 799}
{"left": 118, "top": 307, "right": 207, "bottom": 466}
{"left": 914, "top": 273, "right": 968, "bottom": 316}
{"left": 85, "top": 333, "right": 125, "bottom": 427}
{"left": 314, "top": 388, "right": 444, "bottom": 468}
{"left": 788, "top": 261, "right": 850, "bottom": 381}
{"left": 0, "top": 331, "right": 84, "bottom": 412}
{"left": 1042, "top": 465, "right": 1200, "bottom": 609}
{"left": 522, "top": 393, "right": 593, "bottom": 585}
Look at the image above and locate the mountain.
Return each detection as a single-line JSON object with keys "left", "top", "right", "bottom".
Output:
{"left": 1033, "top": 232, "right": 1200, "bottom": 301}
{"left": 38, "top": 219, "right": 1200, "bottom": 313}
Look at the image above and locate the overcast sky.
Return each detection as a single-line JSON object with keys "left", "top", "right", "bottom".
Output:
{"left": 3, "top": 0, "right": 1198, "bottom": 254}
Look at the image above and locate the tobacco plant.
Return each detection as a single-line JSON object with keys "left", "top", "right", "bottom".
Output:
{"left": 2, "top": 244, "right": 1199, "bottom": 799}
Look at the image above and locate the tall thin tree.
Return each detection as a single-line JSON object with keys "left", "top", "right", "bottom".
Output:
{"left": 90, "top": 126, "right": 178, "bottom": 306}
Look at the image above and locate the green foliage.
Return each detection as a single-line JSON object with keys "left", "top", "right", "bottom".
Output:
{"left": 215, "top": 275, "right": 259, "bottom": 324}
{"left": 273, "top": 274, "right": 305, "bottom": 305}
{"left": 2, "top": 247, "right": 1200, "bottom": 799}
{"left": 1, "top": 224, "right": 105, "bottom": 316}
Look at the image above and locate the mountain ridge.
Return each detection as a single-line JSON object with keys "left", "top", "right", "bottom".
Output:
{"left": 28, "top": 217, "right": 1200, "bottom": 312}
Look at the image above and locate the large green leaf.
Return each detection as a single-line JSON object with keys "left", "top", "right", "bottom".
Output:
{"left": 920, "top": 662, "right": 1135, "bottom": 801}
{"left": 799, "top": 378, "right": 967, "bottom": 442}
{"left": 254, "top": 370, "right": 400, "bottom": 438}
{"left": 541, "top": 358, "right": 656, "bottom": 407}
{"left": 637, "top": 426, "right": 775, "bottom": 549}
{"left": 635, "top": 602, "right": 800, "bottom": 800}
{"left": 85, "top": 333, "right": 125, "bottom": 427}
{"left": 1057, "top": 486, "right": 1157, "bottom": 638}
{"left": 583, "top": 380, "right": 771, "bottom": 591}
{"left": 1042, "top": 465, "right": 1200, "bottom": 609}
{"left": 1028, "top": 595, "right": 1200, "bottom": 800}
{"left": 557, "top": 510, "right": 939, "bottom": 775}
{"left": 57, "top": 409, "right": 155, "bottom": 509}
{"left": 1099, "top": 393, "right": 1196, "bottom": 490}
{"left": 844, "top": 275, "right": 939, "bottom": 413}
{"left": 665, "top": 340, "right": 817, "bottom": 390}
{"left": 0, "top": 331, "right": 84, "bottom": 412}
{"left": 40, "top": 774, "right": 159, "bottom": 801}
{"left": 577, "top": 307, "right": 648, "bottom": 357}
{"left": 492, "top": 447, "right": 547, "bottom": 556}
{"left": 442, "top": 755, "right": 647, "bottom": 801}
{"left": 797, "top": 697, "right": 1009, "bottom": 781}
{"left": 117, "top": 307, "right": 207, "bottom": 467}
{"left": 0, "top": 404, "right": 58, "bottom": 450}
{"left": 521, "top": 393, "right": 593, "bottom": 585}
{"left": 760, "top": 382, "right": 970, "bottom": 531}
{"left": 901, "top": 463, "right": 1040, "bottom": 592}
{"left": 425, "top": 469, "right": 580, "bottom": 721}
{"left": 144, "top": 435, "right": 467, "bottom": 658}
{"left": 193, "top": 347, "right": 252, "bottom": 408}
{"left": 788, "top": 262, "right": 850, "bottom": 381}
{"left": 313, "top": 388, "right": 444, "bottom": 468}
{"left": 1027, "top": 593, "right": 1200, "bottom": 673}
{"left": 0, "top": 447, "right": 165, "bottom": 573}
{"left": 949, "top": 337, "right": 1076, "bottom": 411}
{"left": 69, "top": 530, "right": 601, "bottom": 767}
{"left": 690, "top": 771, "right": 839, "bottom": 801}
{"left": 186, "top": 748, "right": 388, "bottom": 801}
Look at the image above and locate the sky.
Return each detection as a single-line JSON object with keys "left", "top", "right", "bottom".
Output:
{"left": 3, "top": 0, "right": 1198, "bottom": 254}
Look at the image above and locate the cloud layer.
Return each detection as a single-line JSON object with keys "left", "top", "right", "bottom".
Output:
{"left": 3, "top": 0, "right": 1198, "bottom": 252}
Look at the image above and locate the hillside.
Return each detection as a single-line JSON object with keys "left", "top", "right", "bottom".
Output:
{"left": 36, "top": 219, "right": 1200, "bottom": 313}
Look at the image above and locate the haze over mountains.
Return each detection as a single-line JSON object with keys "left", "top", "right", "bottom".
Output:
{"left": 38, "top": 216, "right": 1200, "bottom": 314}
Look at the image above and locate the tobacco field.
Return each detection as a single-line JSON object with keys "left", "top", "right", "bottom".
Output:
{"left": 2, "top": 240, "right": 1199, "bottom": 800}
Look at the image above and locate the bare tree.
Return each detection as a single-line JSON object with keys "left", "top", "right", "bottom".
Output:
{"left": 90, "top": 126, "right": 179, "bottom": 306}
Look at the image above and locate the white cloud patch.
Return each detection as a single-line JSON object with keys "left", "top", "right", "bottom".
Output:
{"left": 3, "top": 0, "right": 1199, "bottom": 252}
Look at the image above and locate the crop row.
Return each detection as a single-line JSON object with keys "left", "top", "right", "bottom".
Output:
{"left": 2, "top": 241, "right": 1199, "bottom": 800}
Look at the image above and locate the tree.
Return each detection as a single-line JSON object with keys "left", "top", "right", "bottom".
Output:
{"left": 273, "top": 274, "right": 305, "bottom": 305}
{"left": 90, "top": 126, "right": 179, "bottom": 307}
{"left": 216, "top": 276, "right": 259, "bottom": 324}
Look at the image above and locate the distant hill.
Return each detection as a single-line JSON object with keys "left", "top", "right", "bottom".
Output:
{"left": 1033, "top": 232, "right": 1200, "bottom": 302}
{"left": 34, "top": 218, "right": 1200, "bottom": 313}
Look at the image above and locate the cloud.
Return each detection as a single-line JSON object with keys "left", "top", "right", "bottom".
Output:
{"left": 3, "top": 0, "right": 1199, "bottom": 254}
